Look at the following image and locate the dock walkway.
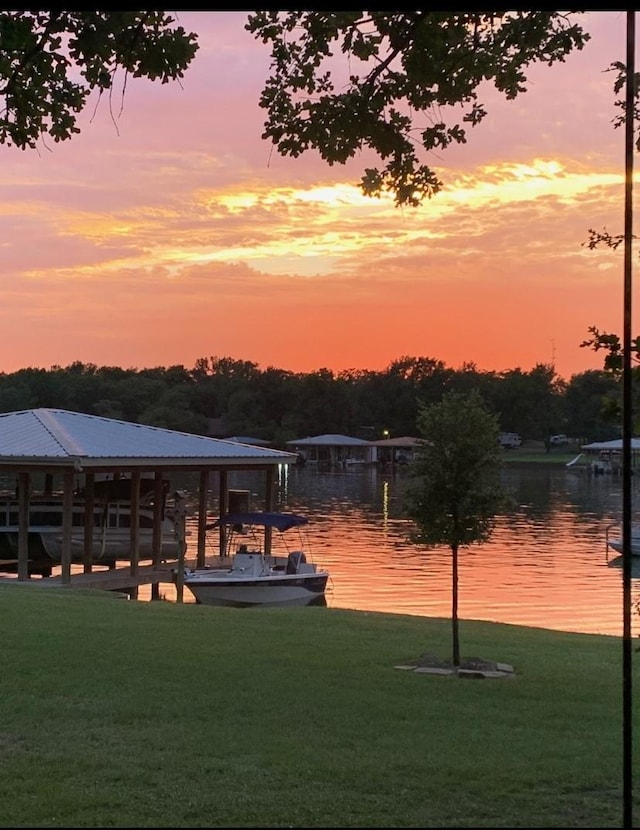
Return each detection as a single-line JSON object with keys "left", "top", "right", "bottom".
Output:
{"left": 0, "top": 561, "right": 180, "bottom": 592}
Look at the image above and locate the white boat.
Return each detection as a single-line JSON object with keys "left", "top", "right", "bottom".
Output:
{"left": 182, "top": 511, "right": 329, "bottom": 607}
{"left": 606, "top": 522, "right": 640, "bottom": 557}
{"left": 0, "top": 477, "right": 181, "bottom": 576}
{"left": 606, "top": 554, "right": 640, "bottom": 577}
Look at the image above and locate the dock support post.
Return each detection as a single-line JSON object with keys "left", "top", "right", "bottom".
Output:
{"left": 175, "top": 491, "right": 187, "bottom": 603}
{"left": 17, "top": 472, "right": 30, "bottom": 581}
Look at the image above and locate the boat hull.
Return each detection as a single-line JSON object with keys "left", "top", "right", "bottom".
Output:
{"left": 38, "top": 527, "right": 179, "bottom": 561}
{"left": 607, "top": 538, "right": 640, "bottom": 557}
{"left": 183, "top": 571, "right": 329, "bottom": 607}
{"left": 0, "top": 497, "right": 179, "bottom": 575}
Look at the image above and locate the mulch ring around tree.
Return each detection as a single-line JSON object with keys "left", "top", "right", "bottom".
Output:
{"left": 395, "top": 652, "right": 516, "bottom": 679}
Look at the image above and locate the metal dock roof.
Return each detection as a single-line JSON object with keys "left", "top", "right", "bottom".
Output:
{"left": 0, "top": 408, "right": 297, "bottom": 470}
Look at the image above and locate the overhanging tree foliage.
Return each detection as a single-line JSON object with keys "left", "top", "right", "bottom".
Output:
{"left": 580, "top": 325, "right": 640, "bottom": 431}
{"left": 404, "top": 389, "right": 508, "bottom": 667}
{"left": 247, "top": 11, "right": 589, "bottom": 206}
{"left": 0, "top": 11, "right": 199, "bottom": 149}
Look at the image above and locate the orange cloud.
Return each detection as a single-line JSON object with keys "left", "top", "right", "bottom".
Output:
{"left": 0, "top": 11, "right": 632, "bottom": 382}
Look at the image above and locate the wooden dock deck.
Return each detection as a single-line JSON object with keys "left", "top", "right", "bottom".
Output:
{"left": 0, "top": 561, "right": 180, "bottom": 592}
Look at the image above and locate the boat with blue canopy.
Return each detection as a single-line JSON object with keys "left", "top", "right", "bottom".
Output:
{"left": 182, "top": 511, "right": 329, "bottom": 607}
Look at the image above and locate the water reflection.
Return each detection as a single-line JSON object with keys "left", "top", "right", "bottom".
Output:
{"left": 156, "top": 465, "right": 639, "bottom": 637}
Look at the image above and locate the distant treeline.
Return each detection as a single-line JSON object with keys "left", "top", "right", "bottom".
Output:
{"left": 0, "top": 356, "right": 622, "bottom": 447}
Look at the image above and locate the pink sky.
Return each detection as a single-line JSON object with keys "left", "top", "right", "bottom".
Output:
{"left": 0, "top": 11, "right": 635, "bottom": 381}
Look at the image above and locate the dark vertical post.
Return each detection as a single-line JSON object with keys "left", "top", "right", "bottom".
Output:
{"left": 264, "top": 466, "right": 275, "bottom": 556}
{"left": 61, "top": 469, "right": 74, "bottom": 584}
{"left": 219, "top": 470, "right": 228, "bottom": 560}
{"left": 197, "top": 470, "right": 208, "bottom": 568}
{"left": 622, "top": 10, "right": 635, "bottom": 829}
{"left": 83, "top": 472, "right": 94, "bottom": 574}
{"left": 151, "top": 471, "right": 164, "bottom": 601}
{"left": 129, "top": 471, "right": 140, "bottom": 600}
{"left": 174, "top": 491, "right": 186, "bottom": 603}
{"left": 17, "top": 472, "right": 30, "bottom": 581}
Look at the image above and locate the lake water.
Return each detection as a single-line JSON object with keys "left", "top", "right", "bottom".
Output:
{"left": 171, "top": 463, "right": 639, "bottom": 638}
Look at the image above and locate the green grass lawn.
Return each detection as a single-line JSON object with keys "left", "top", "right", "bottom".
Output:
{"left": 0, "top": 584, "right": 637, "bottom": 828}
{"left": 501, "top": 444, "right": 580, "bottom": 465}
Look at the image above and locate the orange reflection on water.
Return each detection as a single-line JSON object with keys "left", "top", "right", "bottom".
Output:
{"left": 141, "top": 466, "right": 637, "bottom": 638}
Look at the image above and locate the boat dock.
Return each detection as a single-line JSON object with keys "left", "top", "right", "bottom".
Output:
{"left": 0, "top": 561, "right": 181, "bottom": 595}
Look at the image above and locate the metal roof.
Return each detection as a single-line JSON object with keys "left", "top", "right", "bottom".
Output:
{"left": 225, "top": 436, "right": 271, "bottom": 446}
{"left": 0, "top": 409, "right": 297, "bottom": 470}
{"left": 368, "top": 436, "right": 423, "bottom": 448}
{"left": 581, "top": 439, "right": 640, "bottom": 451}
{"left": 286, "top": 433, "right": 370, "bottom": 447}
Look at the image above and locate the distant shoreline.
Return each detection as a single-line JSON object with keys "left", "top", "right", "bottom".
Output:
{"left": 501, "top": 445, "right": 576, "bottom": 466}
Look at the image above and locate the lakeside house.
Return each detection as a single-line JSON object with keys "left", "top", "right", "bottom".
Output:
{"left": 286, "top": 434, "right": 423, "bottom": 467}
{"left": 368, "top": 436, "right": 424, "bottom": 467}
{"left": 286, "top": 434, "right": 374, "bottom": 466}
{"left": 568, "top": 438, "right": 640, "bottom": 474}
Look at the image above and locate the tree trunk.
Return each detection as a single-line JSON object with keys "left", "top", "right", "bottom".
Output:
{"left": 451, "top": 543, "right": 460, "bottom": 667}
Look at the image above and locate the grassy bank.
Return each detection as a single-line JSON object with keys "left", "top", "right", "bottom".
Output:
{"left": 0, "top": 584, "right": 636, "bottom": 827}
{"left": 501, "top": 443, "right": 579, "bottom": 465}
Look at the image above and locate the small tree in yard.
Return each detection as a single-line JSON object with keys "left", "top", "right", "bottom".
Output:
{"left": 404, "top": 389, "right": 508, "bottom": 667}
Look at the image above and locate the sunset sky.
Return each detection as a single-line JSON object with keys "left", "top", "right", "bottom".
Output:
{"left": 0, "top": 11, "right": 635, "bottom": 381}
